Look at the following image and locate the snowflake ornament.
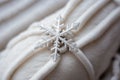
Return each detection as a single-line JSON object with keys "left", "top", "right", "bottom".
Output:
{"left": 33, "top": 16, "right": 80, "bottom": 61}
{"left": 30, "top": 16, "right": 95, "bottom": 80}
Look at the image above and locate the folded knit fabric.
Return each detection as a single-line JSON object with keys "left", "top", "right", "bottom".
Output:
{"left": 0, "top": 0, "right": 67, "bottom": 51}
{"left": 0, "top": 0, "right": 120, "bottom": 80}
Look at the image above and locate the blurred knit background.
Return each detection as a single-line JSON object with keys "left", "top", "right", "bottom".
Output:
{"left": 0, "top": 0, "right": 120, "bottom": 80}
{"left": 0, "top": 0, "right": 68, "bottom": 51}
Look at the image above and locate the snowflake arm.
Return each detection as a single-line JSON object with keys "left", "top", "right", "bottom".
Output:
{"left": 52, "top": 16, "right": 64, "bottom": 31}
{"left": 34, "top": 36, "right": 56, "bottom": 50}
{"left": 38, "top": 24, "right": 55, "bottom": 36}
{"left": 51, "top": 37, "right": 60, "bottom": 61}
{"left": 60, "top": 22, "right": 80, "bottom": 35}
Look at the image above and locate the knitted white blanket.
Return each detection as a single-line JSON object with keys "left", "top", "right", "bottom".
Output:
{"left": 0, "top": 0, "right": 120, "bottom": 80}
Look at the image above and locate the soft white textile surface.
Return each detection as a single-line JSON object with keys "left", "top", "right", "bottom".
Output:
{"left": 0, "top": 0, "right": 68, "bottom": 51}
{"left": 0, "top": 0, "right": 120, "bottom": 80}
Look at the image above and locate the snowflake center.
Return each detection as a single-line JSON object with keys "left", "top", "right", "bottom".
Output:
{"left": 35, "top": 16, "right": 78, "bottom": 61}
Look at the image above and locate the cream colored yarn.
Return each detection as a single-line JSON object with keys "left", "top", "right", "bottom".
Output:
{"left": 0, "top": 0, "right": 67, "bottom": 50}
{"left": 0, "top": 0, "right": 120, "bottom": 80}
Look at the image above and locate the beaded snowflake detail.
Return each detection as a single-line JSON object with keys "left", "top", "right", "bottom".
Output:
{"left": 33, "top": 16, "right": 80, "bottom": 61}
